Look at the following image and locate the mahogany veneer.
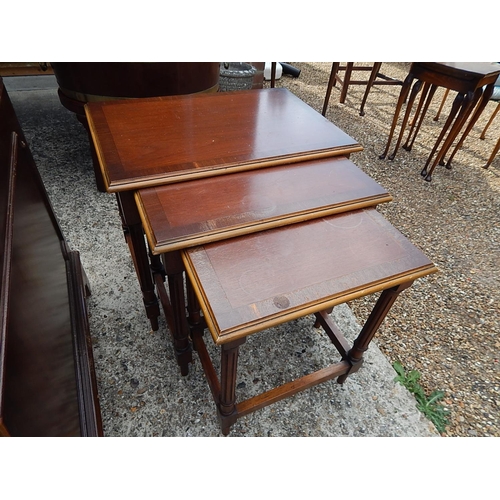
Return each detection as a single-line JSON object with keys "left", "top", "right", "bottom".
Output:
{"left": 182, "top": 208, "right": 437, "bottom": 434}
{"left": 136, "top": 156, "right": 392, "bottom": 254}
{"left": 86, "top": 88, "right": 362, "bottom": 192}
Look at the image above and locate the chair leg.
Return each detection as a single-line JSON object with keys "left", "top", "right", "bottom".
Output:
{"left": 359, "top": 62, "right": 381, "bottom": 116}
{"left": 484, "top": 136, "right": 500, "bottom": 169}
{"left": 481, "top": 101, "right": 500, "bottom": 169}
{"left": 322, "top": 62, "right": 339, "bottom": 116}
{"left": 480, "top": 101, "right": 500, "bottom": 140}
{"left": 339, "top": 63, "right": 354, "bottom": 103}
{"left": 434, "top": 89, "right": 450, "bottom": 121}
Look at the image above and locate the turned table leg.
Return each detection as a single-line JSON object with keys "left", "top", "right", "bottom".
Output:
{"left": 379, "top": 72, "right": 416, "bottom": 160}
{"left": 186, "top": 278, "right": 204, "bottom": 345}
{"left": 162, "top": 251, "right": 192, "bottom": 376}
{"left": 338, "top": 281, "right": 413, "bottom": 384}
{"left": 116, "top": 191, "right": 160, "bottom": 331}
{"left": 218, "top": 338, "right": 246, "bottom": 436}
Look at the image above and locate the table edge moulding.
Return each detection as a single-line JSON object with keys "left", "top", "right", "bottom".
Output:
{"left": 135, "top": 156, "right": 393, "bottom": 254}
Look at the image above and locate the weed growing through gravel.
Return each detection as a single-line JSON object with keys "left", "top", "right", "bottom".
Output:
{"left": 393, "top": 361, "right": 450, "bottom": 434}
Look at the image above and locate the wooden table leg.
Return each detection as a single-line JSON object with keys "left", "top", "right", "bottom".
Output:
{"left": 388, "top": 79, "right": 423, "bottom": 160}
{"left": 186, "top": 277, "right": 206, "bottom": 348}
{"left": 438, "top": 88, "right": 483, "bottom": 167}
{"left": 218, "top": 338, "right": 246, "bottom": 436}
{"left": 434, "top": 89, "right": 450, "bottom": 121}
{"left": 379, "top": 72, "right": 416, "bottom": 160}
{"left": 337, "top": 281, "right": 413, "bottom": 384}
{"left": 442, "top": 84, "right": 495, "bottom": 169}
{"left": 421, "top": 89, "right": 479, "bottom": 181}
{"left": 162, "top": 251, "right": 192, "bottom": 376}
{"left": 403, "top": 82, "right": 438, "bottom": 152}
{"left": 116, "top": 191, "right": 160, "bottom": 331}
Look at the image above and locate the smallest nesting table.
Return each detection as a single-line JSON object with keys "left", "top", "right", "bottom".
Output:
{"left": 182, "top": 208, "right": 437, "bottom": 435}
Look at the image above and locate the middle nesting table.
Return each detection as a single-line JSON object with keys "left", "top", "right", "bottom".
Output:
{"left": 135, "top": 156, "right": 393, "bottom": 375}
{"left": 85, "top": 88, "right": 363, "bottom": 334}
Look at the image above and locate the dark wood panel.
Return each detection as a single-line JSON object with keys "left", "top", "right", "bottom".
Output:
{"left": 86, "top": 88, "right": 362, "bottom": 192}
{"left": 183, "top": 208, "right": 437, "bottom": 345}
{"left": 0, "top": 77, "right": 102, "bottom": 436}
{"left": 136, "top": 156, "right": 392, "bottom": 253}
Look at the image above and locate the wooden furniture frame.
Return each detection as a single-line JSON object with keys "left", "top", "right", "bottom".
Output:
{"left": 322, "top": 63, "right": 402, "bottom": 117}
{"left": 0, "top": 78, "right": 102, "bottom": 436}
{"left": 85, "top": 85, "right": 437, "bottom": 435}
{"left": 181, "top": 209, "right": 437, "bottom": 434}
{"left": 379, "top": 62, "right": 500, "bottom": 181}
{"left": 480, "top": 102, "right": 500, "bottom": 168}
{"left": 435, "top": 90, "right": 500, "bottom": 170}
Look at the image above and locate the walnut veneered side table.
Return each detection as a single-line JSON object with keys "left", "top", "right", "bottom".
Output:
{"left": 181, "top": 208, "right": 438, "bottom": 434}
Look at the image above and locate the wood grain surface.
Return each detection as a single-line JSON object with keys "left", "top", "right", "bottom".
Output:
{"left": 183, "top": 208, "right": 437, "bottom": 344}
{"left": 136, "top": 156, "right": 392, "bottom": 253}
{"left": 86, "top": 88, "right": 363, "bottom": 192}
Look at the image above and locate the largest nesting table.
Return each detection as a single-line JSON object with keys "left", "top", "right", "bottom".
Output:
{"left": 85, "top": 88, "right": 437, "bottom": 434}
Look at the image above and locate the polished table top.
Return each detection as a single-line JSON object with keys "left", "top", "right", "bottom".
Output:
{"left": 410, "top": 62, "right": 500, "bottom": 92}
{"left": 85, "top": 88, "right": 363, "bottom": 192}
{"left": 183, "top": 208, "right": 438, "bottom": 345}
{"left": 136, "top": 156, "right": 392, "bottom": 254}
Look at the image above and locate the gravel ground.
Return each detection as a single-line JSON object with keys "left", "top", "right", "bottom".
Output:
{"left": 271, "top": 62, "right": 500, "bottom": 437}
